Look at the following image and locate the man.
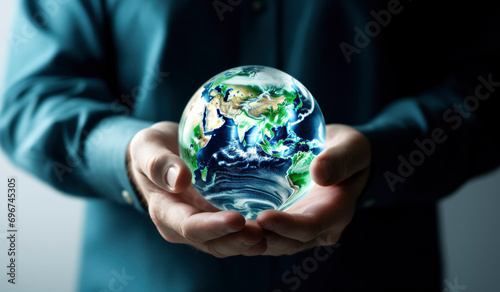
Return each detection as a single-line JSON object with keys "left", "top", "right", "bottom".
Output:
{"left": 1, "top": 0, "right": 499, "bottom": 291}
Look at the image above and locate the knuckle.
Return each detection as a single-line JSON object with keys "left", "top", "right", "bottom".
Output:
{"left": 146, "top": 153, "right": 176, "bottom": 183}
{"left": 132, "top": 128, "right": 153, "bottom": 146}
{"left": 145, "top": 155, "right": 160, "bottom": 179}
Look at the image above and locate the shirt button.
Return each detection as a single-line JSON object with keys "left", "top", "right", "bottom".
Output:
{"left": 250, "top": 0, "right": 265, "bottom": 13}
{"left": 122, "top": 190, "right": 134, "bottom": 205}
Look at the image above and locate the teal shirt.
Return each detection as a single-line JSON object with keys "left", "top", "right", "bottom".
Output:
{"left": 1, "top": 0, "right": 499, "bottom": 291}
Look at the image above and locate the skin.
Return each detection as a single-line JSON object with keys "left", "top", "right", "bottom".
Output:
{"left": 127, "top": 121, "right": 371, "bottom": 257}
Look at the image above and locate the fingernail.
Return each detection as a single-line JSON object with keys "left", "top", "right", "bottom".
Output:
{"left": 166, "top": 166, "right": 179, "bottom": 189}
{"left": 320, "top": 160, "right": 333, "bottom": 183}
{"left": 242, "top": 241, "right": 257, "bottom": 247}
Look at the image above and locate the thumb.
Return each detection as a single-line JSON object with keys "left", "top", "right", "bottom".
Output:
{"left": 310, "top": 128, "right": 370, "bottom": 186}
{"left": 143, "top": 151, "right": 192, "bottom": 193}
{"left": 129, "top": 125, "right": 192, "bottom": 193}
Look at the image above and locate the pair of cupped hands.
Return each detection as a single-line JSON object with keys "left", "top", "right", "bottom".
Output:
{"left": 127, "top": 121, "right": 371, "bottom": 257}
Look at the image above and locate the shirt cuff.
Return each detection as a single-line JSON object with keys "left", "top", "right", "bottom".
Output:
{"left": 84, "top": 116, "right": 154, "bottom": 213}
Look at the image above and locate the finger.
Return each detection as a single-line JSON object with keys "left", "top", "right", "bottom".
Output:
{"left": 152, "top": 195, "right": 246, "bottom": 243}
{"left": 262, "top": 227, "right": 343, "bottom": 256}
{"left": 310, "top": 131, "right": 370, "bottom": 186}
{"left": 262, "top": 230, "right": 312, "bottom": 256}
{"left": 201, "top": 220, "right": 266, "bottom": 258}
{"left": 181, "top": 211, "right": 247, "bottom": 243}
{"left": 130, "top": 128, "right": 192, "bottom": 193}
{"left": 257, "top": 210, "right": 321, "bottom": 243}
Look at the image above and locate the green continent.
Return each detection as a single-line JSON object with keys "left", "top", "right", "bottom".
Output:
{"left": 208, "top": 69, "right": 306, "bottom": 158}
{"left": 280, "top": 151, "right": 317, "bottom": 210}
{"left": 233, "top": 102, "right": 293, "bottom": 156}
{"left": 286, "top": 151, "right": 316, "bottom": 190}
{"left": 180, "top": 144, "right": 198, "bottom": 184}
{"left": 234, "top": 110, "right": 264, "bottom": 143}
{"left": 201, "top": 166, "right": 208, "bottom": 182}
{"left": 261, "top": 103, "right": 289, "bottom": 136}
{"left": 182, "top": 124, "right": 205, "bottom": 182}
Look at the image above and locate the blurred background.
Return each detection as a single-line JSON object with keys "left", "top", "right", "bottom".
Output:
{"left": 0, "top": 1, "right": 499, "bottom": 291}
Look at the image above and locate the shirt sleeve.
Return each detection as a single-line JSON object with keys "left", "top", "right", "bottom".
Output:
{"left": 351, "top": 1, "right": 500, "bottom": 208}
{"left": 0, "top": 0, "right": 153, "bottom": 212}
{"left": 355, "top": 67, "right": 500, "bottom": 208}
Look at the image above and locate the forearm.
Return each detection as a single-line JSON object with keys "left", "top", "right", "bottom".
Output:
{"left": 0, "top": 0, "right": 153, "bottom": 211}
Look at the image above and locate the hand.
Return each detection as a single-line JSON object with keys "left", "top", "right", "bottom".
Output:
{"left": 127, "top": 121, "right": 266, "bottom": 258}
{"left": 257, "top": 124, "right": 371, "bottom": 256}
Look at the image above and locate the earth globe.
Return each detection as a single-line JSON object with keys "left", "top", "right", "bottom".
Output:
{"left": 179, "top": 66, "right": 326, "bottom": 220}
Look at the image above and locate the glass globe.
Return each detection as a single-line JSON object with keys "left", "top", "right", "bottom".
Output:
{"left": 179, "top": 66, "right": 325, "bottom": 219}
